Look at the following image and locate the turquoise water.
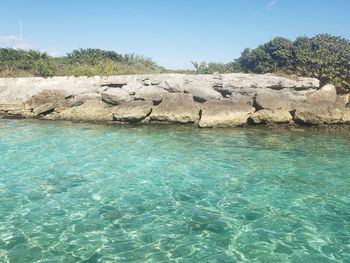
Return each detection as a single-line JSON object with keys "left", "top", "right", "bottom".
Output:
{"left": 0, "top": 120, "right": 349, "bottom": 262}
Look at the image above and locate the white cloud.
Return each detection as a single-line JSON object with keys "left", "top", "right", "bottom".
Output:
{"left": 266, "top": 0, "right": 277, "bottom": 10}
{"left": 0, "top": 35, "right": 19, "bottom": 43}
{"left": 1, "top": 30, "right": 58, "bottom": 54}
{"left": 13, "top": 42, "right": 32, "bottom": 50}
{"left": 0, "top": 35, "right": 32, "bottom": 50}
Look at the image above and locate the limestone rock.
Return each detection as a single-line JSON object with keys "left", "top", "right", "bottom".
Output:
{"left": 121, "top": 82, "right": 143, "bottom": 95}
{"left": 134, "top": 86, "right": 169, "bottom": 104}
{"left": 56, "top": 100, "right": 113, "bottom": 122}
{"left": 255, "top": 89, "right": 306, "bottom": 111}
{"left": 0, "top": 77, "right": 98, "bottom": 104}
{"left": 184, "top": 81, "right": 222, "bottom": 102}
{"left": 24, "top": 90, "right": 66, "bottom": 109}
{"left": 0, "top": 104, "right": 24, "bottom": 114}
{"left": 219, "top": 73, "right": 320, "bottom": 93}
{"left": 24, "top": 90, "right": 69, "bottom": 116}
{"left": 101, "top": 88, "right": 132, "bottom": 105}
{"left": 0, "top": 104, "right": 28, "bottom": 118}
{"left": 308, "top": 84, "right": 337, "bottom": 103}
{"left": 199, "top": 100, "right": 255, "bottom": 128}
{"left": 150, "top": 93, "right": 200, "bottom": 123}
{"left": 160, "top": 78, "right": 186, "bottom": 93}
{"left": 250, "top": 109, "right": 293, "bottom": 124}
{"left": 0, "top": 74, "right": 320, "bottom": 105}
{"left": 69, "top": 92, "right": 102, "bottom": 107}
{"left": 229, "top": 94, "right": 254, "bottom": 106}
{"left": 112, "top": 101, "right": 153, "bottom": 122}
{"left": 7, "top": 74, "right": 350, "bottom": 127}
{"left": 294, "top": 102, "right": 350, "bottom": 125}
{"left": 336, "top": 93, "right": 350, "bottom": 106}
{"left": 32, "top": 102, "right": 57, "bottom": 116}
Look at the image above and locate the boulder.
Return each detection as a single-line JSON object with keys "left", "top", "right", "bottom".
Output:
{"left": 24, "top": 90, "right": 69, "bottom": 116}
{"left": 150, "top": 93, "right": 200, "bottom": 123}
{"left": 0, "top": 76, "right": 99, "bottom": 104}
{"left": 229, "top": 94, "right": 254, "bottom": 106}
{"left": 294, "top": 102, "right": 350, "bottom": 125}
{"left": 250, "top": 109, "right": 293, "bottom": 124}
{"left": 336, "top": 93, "right": 350, "bottom": 106}
{"left": 254, "top": 89, "right": 305, "bottom": 111}
{"left": 307, "top": 84, "right": 337, "bottom": 103}
{"left": 134, "top": 86, "right": 169, "bottom": 104}
{"left": 101, "top": 88, "right": 132, "bottom": 105}
{"left": 199, "top": 100, "right": 255, "bottom": 128}
{"left": 220, "top": 73, "right": 320, "bottom": 92}
{"left": 69, "top": 92, "right": 101, "bottom": 107}
{"left": 121, "top": 82, "right": 143, "bottom": 95}
{"left": 112, "top": 101, "right": 153, "bottom": 122}
{"left": 160, "top": 78, "right": 185, "bottom": 93}
{"left": 56, "top": 100, "right": 113, "bottom": 122}
{"left": 184, "top": 81, "right": 222, "bottom": 102}
{"left": 32, "top": 102, "right": 56, "bottom": 116}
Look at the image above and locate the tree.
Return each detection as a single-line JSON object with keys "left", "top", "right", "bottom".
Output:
{"left": 232, "top": 34, "right": 350, "bottom": 90}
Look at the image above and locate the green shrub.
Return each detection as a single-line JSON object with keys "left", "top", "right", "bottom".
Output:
{"left": 0, "top": 48, "right": 164, "bottom": 78}
{"left": 192, "top": 34, "right": 350, "bottom": 91}
{"left": 235, "top": 34, "right": 350, "bottom": 90}
{"left": 191, "top": 61, "right": 233, "bottom": 74}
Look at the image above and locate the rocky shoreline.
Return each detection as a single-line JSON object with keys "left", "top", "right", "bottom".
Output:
{"left": 0, "top": 73, "right": 349, "bottom": 128}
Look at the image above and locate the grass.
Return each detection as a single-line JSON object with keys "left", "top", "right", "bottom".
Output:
{"left": 0, "top": 48, "right": 166, "bottom": 78}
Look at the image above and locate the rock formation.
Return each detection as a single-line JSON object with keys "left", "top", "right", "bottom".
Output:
{"left": 150, "top": 93, "right": 200, "bottom": 124}
{"left": 199, "top": 100, "right": 255, "bottom": 128}
{"left": 0, "top": 73, "right": 349, "bottom": 127}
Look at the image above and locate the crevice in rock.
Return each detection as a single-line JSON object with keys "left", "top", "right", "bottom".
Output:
{"left": 100, "top": 83, "right": 125, "bottom": 88}
{"left": 290, "top": 110, "right": 311, "bottom": 126}
{"left": 247, "top": 116, "right": 257, "bottom": 126}
{"left": 198, "top": 109, "right": 203, "bottom": 122}
{"left": 153, "top": 99, "right": 162, "bottom": 106}
{"left": 252, "top": 95, "right": 263, "bottom": 110}
{"left": 193, "top": 96, "right": 206, "bottom": 103}
{"left": 289, "top": 109, "right": 296, "bottom": 119}
{"left": 293, "top": 119, "right": 312, "bottom": 126}
{"left": 146, "top": 108, "right": 153, "bottom": 118}
{"left": 267, "top": 85, "right": 284, "bottom": 90}
{"left": 37, "top": 107, "right": 55, "bottom": 117}
{"left": 215, "top": 89, "right": 232, "bottom": 98}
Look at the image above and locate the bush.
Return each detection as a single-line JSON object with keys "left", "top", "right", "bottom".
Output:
{"left": 191, "top": 61, "right": 233, "bottom": 74}
{"left": 192, "top": 34, "right": 350, "bottom": 91}
{"left": 0, "top": 48, "right": 164, "bottom": 78}
{"left": 235, "top": 34, "right": 350, "bottom": 90}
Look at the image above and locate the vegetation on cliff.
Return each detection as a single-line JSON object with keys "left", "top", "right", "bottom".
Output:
{"left": 1, "top": 34, "right": 349, "bottom": 91}
{"left": 192, "top": 34, "right": 350, "bottom": 90}
{"left": 0, "top": 48, "right": 165, "bottom": 77}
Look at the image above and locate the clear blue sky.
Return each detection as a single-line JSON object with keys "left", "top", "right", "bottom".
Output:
{"left": 0, "top": 0, "right": 349, "bottom": 69}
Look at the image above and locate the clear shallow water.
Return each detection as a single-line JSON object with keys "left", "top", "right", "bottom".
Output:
{"left": 0, "top": 120, "right": 349, "bottom": 263}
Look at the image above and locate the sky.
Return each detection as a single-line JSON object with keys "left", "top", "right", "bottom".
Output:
{"left": 0, "top": 0, "right": 349, "bottom": 69}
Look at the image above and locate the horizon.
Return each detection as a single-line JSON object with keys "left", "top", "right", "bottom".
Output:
{"left": 0, "top": 0, "right": 350, "bottom": 69}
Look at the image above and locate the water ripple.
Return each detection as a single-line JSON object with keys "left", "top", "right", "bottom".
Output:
{"left": 0, "top": 120, "right": 350, "bottom": 262}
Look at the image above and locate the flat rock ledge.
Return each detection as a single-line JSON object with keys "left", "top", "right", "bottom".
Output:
{"left": 0, "top": 73, "right": 349, "bottom": 128}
